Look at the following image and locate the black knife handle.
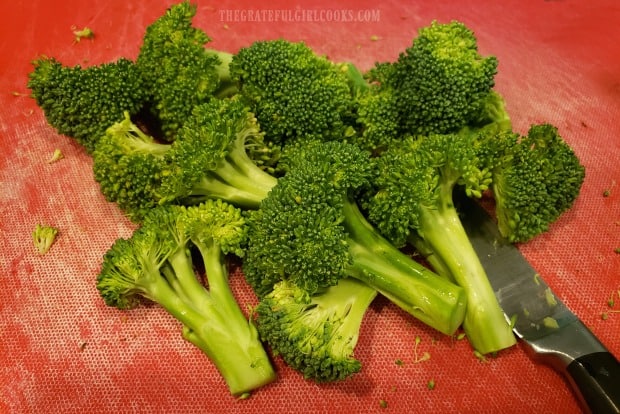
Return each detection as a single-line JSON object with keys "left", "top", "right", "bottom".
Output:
{"left": 566, "top": 352, "right": 620, "bottom": 414}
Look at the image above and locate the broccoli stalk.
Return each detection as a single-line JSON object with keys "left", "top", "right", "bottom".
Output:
{"left": 342, "top": 198, "right": 466, "bottom": 334}
{"left": 256, "top": 278, "right": 378, "bottom": 382}
{"left": 96, "top": 200, "right": 276, "bottom": 395}
{"left": 365, "top": 132, "right": 517, "bottom": 355}
{"left": 244, "top": 141, "right": 467, "bottom": 340}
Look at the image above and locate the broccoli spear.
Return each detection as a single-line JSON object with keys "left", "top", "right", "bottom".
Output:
{"left": 244, "top": 140, "right": 467, "bottom": 338}
{"left": 364, "top": 131, "right": 517, "bottom": 355}
{"left": 364, "top": 122, "right": 585, "bottom": 355}
{"left": 92, "top": 97, "right": 278, "bottom": 222}
{"left": 96, "top": 199, "right": 276, "bottom": 395}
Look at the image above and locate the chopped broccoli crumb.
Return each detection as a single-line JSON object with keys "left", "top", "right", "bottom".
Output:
{"left": 72, "top": 26, "right": 94, "bottom": 42}
{"left": 542, "top": 316, "right": 560, "bottom": 329}
{"left": 33, "top": 224, "right": 59, "bottom": 254}
{"left": 379, "top": 399, "right": 388, "bottom": 409}
{"left": 48, "top": 148, "right": 64, "bottom": 164}
{"left": 427, "top": 379, "right": 436, "bottom": 390}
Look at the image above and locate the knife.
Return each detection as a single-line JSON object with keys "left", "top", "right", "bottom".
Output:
{"left": 458, "top": 196, "right": 620, "bottom": 414}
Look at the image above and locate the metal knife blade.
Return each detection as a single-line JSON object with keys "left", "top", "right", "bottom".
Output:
{"left": 458, "top": 196, "right": 620, "bottom": 414}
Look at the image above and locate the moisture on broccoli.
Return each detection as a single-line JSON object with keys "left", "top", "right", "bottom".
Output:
{"left": 27, "top": 57, "right": 148, "bottom": 153}
{"left": 136, "top": 0, "right": 235, "bottom": 140}
{"left": 92, "top": 97, "right": 278, "bottom": 221}
{"left": 96, "top": 199, "right": 276, "bottom": 395}
{"left": 244, "top": 140, "right": 467, "bottom": 338}
{"left": 255, "top": 278, "right": 378, "bottom": 382}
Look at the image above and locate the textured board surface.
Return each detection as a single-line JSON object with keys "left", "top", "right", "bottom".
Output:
{"left": 1, "top": 1, "right": 619, "bottom": 413}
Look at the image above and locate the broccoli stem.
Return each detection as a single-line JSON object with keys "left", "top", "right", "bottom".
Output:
{"left": 191, "top": 173, "right": 270, "bottom": 209}
{"left": 417, "top": 199, "right": 517, "bottom": 354}
{"left": 310, "top": 277, "right": 378, "bottom": 356}
{"left": 188, "top": 134, "right": 278, "bottom": 209}
{"left": 186, "top": 241, "right": 277, "bottom": 395}
{"left": 343, "top": 198, "right": 467, "bottom": 335}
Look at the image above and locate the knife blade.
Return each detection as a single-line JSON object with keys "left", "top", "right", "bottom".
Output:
{"left": 458, "top": 196, "right": 620, "bottom": 414}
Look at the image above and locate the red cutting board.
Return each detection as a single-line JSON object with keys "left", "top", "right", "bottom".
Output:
{"left": 1, "top": 1, "right": 619, "bottom": 413}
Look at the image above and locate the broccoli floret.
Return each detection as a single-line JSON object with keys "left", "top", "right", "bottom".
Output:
{"left": 32, "top": 224, "right": 59, "bottom": 255}
{"left": 27, "top": 57, "right": 148, "bottom": 153}
{"left": 255, "top": 278, "right": 377, "bottom": 382}
{"left": 244, "top": 140, "right": 466, "bottom": 337}
{"left": 92, "top": 97, "right": 278, "bottom": 221}
{"left": 364, "top": 132, "right": 517, "bottom": 355}
{"left": 92, "top": 112, "right": 171, "bottom": 222}
{"left": 355, "top": 20, "right": 499, "bottom": 147}
{"left": 96, "top": 199, "right": 276, "bottom": 395}
{"left": 491, "top": 124, "right": 586, "bottom": 242}
{"left": 136, "top": 1, "right": 234, "bottom": 140}
{"left": 229, "top": 39, "right": 356, "bottom": 144}
{"left": 159, "top": 96, "right": 278, "bottom": 207}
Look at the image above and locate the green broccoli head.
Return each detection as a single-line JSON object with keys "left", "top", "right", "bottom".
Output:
{"left": 182, "top": 198, "right": 248, "bottom": 258}
{"left": 366, "top": 132, "right": 492, "bottom": 248}
{"left": 229, "top": 39, "right": 355, "bottom": 144}
{"left": 255, "top": 278, "right": 377, "bottom": 382}
{"left": 92, "top": 112, "right": 171, "bottom": 222}
{"left": 97, "top": 226, "right": 171, "bottom": 309}
{"left": 492, "top": 124, "right": 586, "bottom": 243}
{"left": 136, "top": 0, "right": 224, "bottom": 140}
{"left": 28, "top": 57, "right": 147, "bottom": 152}
{"left": 243, "top": 140, "right": 373, "bottom": 297}
{"left": 159, "top": 96, "right": 277, "bottom": 208}
{"left": 382, "top": 20, "right": 498, "bottom": 136}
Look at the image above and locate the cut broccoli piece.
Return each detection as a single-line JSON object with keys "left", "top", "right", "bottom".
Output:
{"left": 364, "top": 132, "right": 516, "bottom": 355}
{"left": 96, "top": 199, "right": 276, "bottom": 395}
{"left": 244, "top": 140, "right": 467, "bottom": 337}
{"left": 255, "top": 278, "right": 377, "bottom": 382}
{"left": 136, "top": 0, "right": 234, "bottom": 140}
{"left": 32, "top": 224, "right": 59, "bottom": 255}
{"left": 491, "top": 124, "right": 586, "bottom": 242}
{"left": 229, "top": 39, "right": 356, "bottom": 144}
{"left": 92, "top": 97, "right": 278, "bottom": 222}
{"left": 27, "top": 57, "right": 148, "bottom": 153}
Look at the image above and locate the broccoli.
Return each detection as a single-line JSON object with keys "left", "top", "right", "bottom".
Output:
{"left": 27, "top": 57, "right": 148, "bottom": 153}
{"left": 32, "top": 224, "right": 59, "bottom": 255}
{"left": 136, "top": 1, "right": 235, "bottom": 140}
{"left": 96, "top": 199, "right": 276, "bottom": 395}
{"left": 229, "top": 39, "right": 357, "bottom": 145}
{"left": 364, "top": 131, "right": 517, "bottom": 355}
{"left": 255, "top": 278, "right": 378, "bottom": 382}
{"left": 92, "top": 97, "right": 278, "bottom": 221}
{"left": 354, "top": 20, "right": 501, "bottom": 152}
{"left": 244, "top": 140, "right": 467, "bottom": 338}
{"left": 364, "top": 121, "right": 585, "bottom": 354}
{"left": 491, "top": 124, "right": 586, "bottom": 243}
{"left": 158, "top": 96, "right": 278, "bottom": 207}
